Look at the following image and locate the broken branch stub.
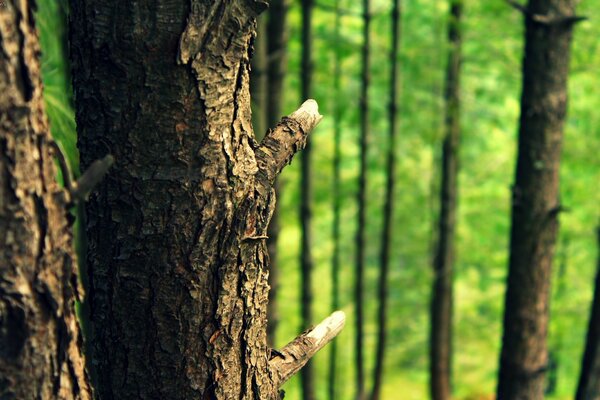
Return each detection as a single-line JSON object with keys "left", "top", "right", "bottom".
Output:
{"left": 270, "top": 311, "right": 346, "bottom": 386}
{"left": 256, "top": 99, "right": 323, "bottom": 185}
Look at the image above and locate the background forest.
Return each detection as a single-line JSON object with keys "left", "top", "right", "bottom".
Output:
{"left": 37, "top": 0, "right": 598, "bottom": 399}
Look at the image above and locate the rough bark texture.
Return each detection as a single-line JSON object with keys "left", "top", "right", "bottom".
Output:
{"left": 576, "top": 226, "right": 600, "bottom": 400}
{"left": 371, "top": 1, "right": 401, "bottom": 399}
{"left": 496, "top": 0, "right": 577, "bottom": 398}
{"left": 329, "top": 1, "right": 342, "bottom": 399}
{"left": 250, "top": 14, "right": 267, "bottom": 140}
{"left": 265, "top": 0, "right": 289, "bottom": 347}
{"left": 0, "top": 1, "right": 91, "bottom": 398}
{"left": 69, "top": 1, "right": 327, "bottom": 398}
{"left": 355, "top": 1, "right": 370, "bottom": 398}
{"left": 430, "top": 2, "right": 461, "bottom": 400}
{"left": 300, "top": 0, "right": 316, "bottom": 399}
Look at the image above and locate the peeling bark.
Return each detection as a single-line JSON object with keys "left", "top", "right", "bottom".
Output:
{"left": 0, "top": 1, "right": 91, "bottom": 398}
{"left": 69, "top": 2, "right": 332, "bottom": 398}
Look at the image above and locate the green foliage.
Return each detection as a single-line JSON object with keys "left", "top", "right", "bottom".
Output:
{"left": 276, "top": 0, "right": 599, "bottom": 399}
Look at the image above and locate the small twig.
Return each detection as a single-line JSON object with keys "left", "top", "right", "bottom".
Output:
{"left": 71, "top": 155, "right": 115, "bottom": 202}
{"left": 270, "top": 311, "right": 345, "bottom": 387}
{"left": 50, "top": 141, "right": 75, "bottom": 194}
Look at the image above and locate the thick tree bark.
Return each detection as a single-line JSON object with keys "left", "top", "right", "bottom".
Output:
{"left": 69, "top": 1, "right": 338, "bottom": 398}
{"left": 355, "top": 1, "right": 370, "bottom": 398}
{"left": 0, "top": 1, "right": 91, "bottom": 398}
{"left": 300, "top": 0, "right": 316, "bottom": 399}
{"left": 265, "top": 0, "right": 289, "bottom": 347}
{"left": 329, "top": 2, "right": 343, "bottom": 399}
{"left": 371, "top": 1, "right": 401, "bottom": 399}
{"left": 430, "top": 2, "right": 461, "bottom": 400}
{"left": 496, "top": 1, "right": 578, "bottom": 398}
{"left": 576, "top": 226, "right": 600, "bottom": 400}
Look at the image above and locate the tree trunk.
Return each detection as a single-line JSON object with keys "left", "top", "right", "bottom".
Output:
{"left": 430, "top": 2, "right": 461, "bottom": 400}
{"left": 69, "top": 1, "right": 339, "bottom": 398}
{"left": 496, "top": 1, "right": 578, "bottom": 398}
{"left": 0, "top": 1, "right": 91, "bottom": 398}
{"left": 371, "top": 1, "right": 401, "bottom": 399}
{"left": 576, "top": 226, "right": 600, "bottom": 400}
{"left": 265, "top": 0, "right": 290, "bottom": 348}
{"left": 329, "top": 2, "right": 343, "bottom": 399}
{"left": 300, "top": 0, "right": 316, "bottom": 399}
{"left": 355, "top": 0, "right": 370, "bottom": 398}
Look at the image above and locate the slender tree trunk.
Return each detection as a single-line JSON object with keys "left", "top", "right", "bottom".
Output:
{"left": 430, "top": 2, "right": 461, "bottom": 400}
{"left": 300, "top": 0, "right": 316, "bottom": 398}
{"left": 329, "top": 1, "right": 343, "bottom": 399}
{"left": 70, "top": 1, "right": 339, "bottom": 398}
{"left": 371, "top": 1, "right": 401, "bottom": 399}
{"left": 265, "top": 0, "right": 290, "bottom": 348}
{"left": 497, "top": 1, "right": 578, "bottom": 398}
{"left": 0, "top": 1, "right": 91, "bottom": 398}
{"left": 576, "top": 226, "right": 600, "bottom": 400}
{"left": 355, "top": 1, "right": 370, "bottom": 398}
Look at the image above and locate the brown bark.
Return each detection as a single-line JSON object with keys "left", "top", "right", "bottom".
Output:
{"left": 497, "top": 1, "right": 578, "bottom": 398}
{"left": 300, "top": 0, "right": 316, "bottom": 399}
{"left": 371, "top": 1, "right": 401, "bottom": 399}
{"left": 430, "top": 2, "right": 461, "bottom": 400}
{"left": 69, "top": 1, "right": 336, "bottom": 398}
{"left": 329, "top": 1, "right": 343, "bottom": 399}
{"left": 355, "top": 1, "right": 370, "bottom": 398}
{"left": 0, "top": 1, "right": 91, "bottom": 398}
{"left": 251, "top": 14, "right": 268, "bottom": 140}
{"left": 576, "top": 226, "right": 600, "bottom": 400}
{"left": 265, "top": 0, "right": 289, "bottom": 347}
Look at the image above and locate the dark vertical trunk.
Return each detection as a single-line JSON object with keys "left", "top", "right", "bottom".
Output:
{"left": 355, "top": 0, "right": 370, "bottom": 398}
{"left": 329, "top": 1, "right": 343, "bottom": 399}
{"left": 430, "top": 2, "right": 461, "bottom": 400}
{"left": 371, "top": 1, "right": 401, "bottom": 399}
{"left": 576, "top": 226, "right": 600, "bottom": 400}
{"left": 0, "top": 1, "right": 91, "bottom": 398}
{"left": 69, "top": 1, "right": 332, "bottom": 398}
{"left": 265, "top": 0, "right": 290, "bottom": 348}
{"left": 300, "top": 0, "right": 316, "bottom": 398}
{"left": 497, "top": 1, "right": 578, "bottom": 398}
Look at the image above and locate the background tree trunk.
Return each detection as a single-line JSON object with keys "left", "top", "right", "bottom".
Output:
{"left": 430, "top": 1, "right": 461, "bottom": 399}
{"left": 371, "top": 1, "right": 402, "bottom": 399}
{"left": 300, "top": 0, "right": 316, "bottom": 398}
{"left": 576, "top": 225, "right": 600, "bottom": 400}
{"left": 355, "top": 0, "right": 371, "bottom": 398}
{"left": 0, "top": 1, "right": 90, "bottom": 398}
{"left": 496, "top": 1, "right": 577, "bottom": 398}
{"left": 329, "top": 1, "right": 343, "bottom": 399}
{"left": 265, "top": 0, "right": 289, "bottom": 348}
{"left": 70, "top": 1, "right": 329, "bottom": 398}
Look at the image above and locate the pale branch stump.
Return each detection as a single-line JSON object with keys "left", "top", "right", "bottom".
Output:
{"left": 270, "top": 311, "right": 346, "bottom": 386}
